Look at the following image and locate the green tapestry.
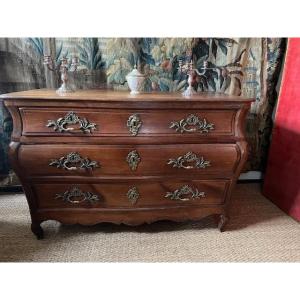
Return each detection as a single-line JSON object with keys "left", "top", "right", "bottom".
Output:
{"left": 0, "top": 38, "right": 286, "bottom": 186}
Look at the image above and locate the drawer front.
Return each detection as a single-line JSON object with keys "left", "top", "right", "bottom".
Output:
{"left": 20, "top": 108, "right": 235, "bottom": 137}
{"left": 33, "top": 180, "right": 229, "bottom": 209}
{"left": 19, "top": 144, "right": 239, "bottom": 177}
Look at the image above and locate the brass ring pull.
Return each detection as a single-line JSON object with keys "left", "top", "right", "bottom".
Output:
{"left": 165, "top": 185, "right": 205, "bottom": 201}
{"left": 49, "top": 152, "right": 99, "bottom": 171}
{"left": 167, "top": 151, "right": 211, "bottom": 169}
{"left": 47, "top": 111, "right": 97, "bottom": 133}
{"left": 169, "top": 114, "right": 214, "bottom": 133}
{"left": 55, "top": 186, "right": 100, "bottom": 204}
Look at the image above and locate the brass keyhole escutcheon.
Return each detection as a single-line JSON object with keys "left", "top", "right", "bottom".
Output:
{"left": 127, "top": 187, "right": 139, "bottom": 204}
{"left": 127, "top": 114, "right": 142, "bottom": 136}
{"left": 126, "top": 150, "right": 141, "bottom": 171}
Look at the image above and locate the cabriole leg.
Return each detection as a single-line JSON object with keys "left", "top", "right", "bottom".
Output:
{"left": 218, "top": 214, "right": 228, "bottom": 232}
{"left": 31, "top": 222, "right": 44, "bottom": 240}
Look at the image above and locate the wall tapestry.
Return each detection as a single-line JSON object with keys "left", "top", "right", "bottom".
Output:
{"left": 0, "top": 38, "right": 286, "bottom": 186}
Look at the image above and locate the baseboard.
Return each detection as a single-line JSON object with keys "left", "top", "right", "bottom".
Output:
{"left": 239, "top": 171, "right": 263, "bottom": 181}
{"left": 0, "top": 185, "right": 23, "bottom": 193}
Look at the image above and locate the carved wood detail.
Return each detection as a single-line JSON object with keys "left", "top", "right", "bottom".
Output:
{"left": 1, "top": 89, "right": 253, "bottom": 239}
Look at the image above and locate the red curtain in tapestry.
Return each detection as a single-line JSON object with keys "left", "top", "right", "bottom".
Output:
{"left": 263, "top": 38, "right": 300, "bottom": 221}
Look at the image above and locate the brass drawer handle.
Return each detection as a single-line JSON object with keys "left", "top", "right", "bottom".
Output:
{"left": 55, "top": 186, "right": 100, "bottom": 204}
{"left": 165, "top": 185, "right": 205, "bottom": 201}
{"left": 127, "top": 114, "right": 142, "bottom": 136}
{"left": 46, "top": 111, "right": 97, "bottom": 133}
{"left": 127, "top": 186, "right": 139, "bottom": 204}
{"left": 49, "top": 152, "right": 100, "bottom": 171}
{"left": 169, "top": 114, "right": 214, "bottom": 133}
{"left": 167, "top": 151, "right": 211, "bottom": 169}
{"left": 126, "top": 150, "right": 141, "bottom": 171}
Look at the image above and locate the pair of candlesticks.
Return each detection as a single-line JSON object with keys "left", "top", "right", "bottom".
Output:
{"left": 44, "top": 55, "right": 213, "bottom": 96}
{"left": 43, "top": 55, "right": 79, "bottom": 94}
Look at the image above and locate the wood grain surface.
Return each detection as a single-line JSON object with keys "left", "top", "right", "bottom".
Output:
{"left": 3, "top": 89, "right": 253, "bottom": 239}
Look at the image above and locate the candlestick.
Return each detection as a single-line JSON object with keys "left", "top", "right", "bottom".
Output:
{"left": 43, "top": 55, "right": 79, "bottom": 94}
{"left": 178, "top": 54, "right": 218, "bottom": 97}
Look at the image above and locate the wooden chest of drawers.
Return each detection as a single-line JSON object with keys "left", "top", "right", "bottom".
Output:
{"left": 1, "top": 89, "right": 253, "bottom": 239}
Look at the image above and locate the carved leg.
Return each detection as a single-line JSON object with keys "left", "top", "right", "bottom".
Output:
{"left": 31, "top": 222, "right": 44, "bottom": 240}
{"left": 218, "top": 214, "right": 229, "bottom": 232}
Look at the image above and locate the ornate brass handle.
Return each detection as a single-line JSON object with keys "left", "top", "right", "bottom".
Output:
{"left": 55, "top": 186, "right": 100, "bottom": 204}
{"left": 127, "top": 114, "right": 142, "bottom": 136}
{"left": 127, "top": 186, "right": 139, "bottom": 204}
{"left": 169, "top": 114, "right": 214, "bottom": 133}
{"left": 126, "top": 150, "right": 141, "bottom": 171}
{"left": 165, "top": 185, "right": 205, "bottom": 201}
{"left": 46, "top": 111, "right": 97, "bottom": 133}
{"left": 167, "top": 151, "right": 211, "bottom": 169}
{"left": 49, "top": 152, "right": 99, "bottom": 171}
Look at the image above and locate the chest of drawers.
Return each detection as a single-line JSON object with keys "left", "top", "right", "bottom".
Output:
{"left": 1, "top": 89, "right": 253, "bottom": 239}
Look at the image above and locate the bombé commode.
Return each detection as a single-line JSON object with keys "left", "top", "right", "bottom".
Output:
{"left": 1, "top": 89, "right": 253, "bottom": 239}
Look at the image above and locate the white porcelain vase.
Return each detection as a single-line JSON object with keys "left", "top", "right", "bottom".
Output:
{"left": 126, "top": 66, "right": 146, "bottom": 94}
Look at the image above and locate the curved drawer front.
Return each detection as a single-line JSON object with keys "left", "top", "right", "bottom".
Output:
{"left": 33, "top": 180, "right": 229, "bottom": 209}
{"left": 19, "top": 144, "right": 240, "bottom": 177}
{"left": 20, "top": 108, "right": 235, "bottom": 137}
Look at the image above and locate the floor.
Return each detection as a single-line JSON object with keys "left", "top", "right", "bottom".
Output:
{"left": 0, "top": 183, "right": 299, "bottom": 262}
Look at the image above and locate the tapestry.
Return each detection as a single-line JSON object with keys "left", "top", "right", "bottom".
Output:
{"left": 0, "top": 38, "right": 286, "bottom": 186}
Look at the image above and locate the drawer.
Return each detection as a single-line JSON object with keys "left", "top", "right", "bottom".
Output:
{"left": 32, "top": 179, "right": 229, "bottom": 209}
{"left": 20, "top": 108, "right": 236, "bottom": 137}
{"left": 19, "top": 144, "right": 240, "bottom": 177}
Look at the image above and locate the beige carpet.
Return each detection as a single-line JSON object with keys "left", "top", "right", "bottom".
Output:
{"left": 0, "top": 183, "right": 299, "bottom": 262}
